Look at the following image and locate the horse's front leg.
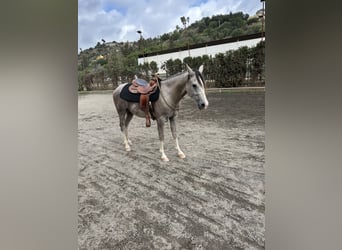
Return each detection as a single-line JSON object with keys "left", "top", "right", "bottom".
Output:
{"left": 169, "top": 116, "right": 185, "bottom": 159}
{"left": 157, "top": 118, "right": 169, "bottom": 161}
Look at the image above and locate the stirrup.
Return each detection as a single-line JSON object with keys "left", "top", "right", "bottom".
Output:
{"left": 146, "top": 118, "right": 151, "bottom": 127}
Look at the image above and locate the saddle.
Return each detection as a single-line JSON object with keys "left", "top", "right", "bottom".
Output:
{"left": 128, "top": 78, "right": 158, "bottom": 127}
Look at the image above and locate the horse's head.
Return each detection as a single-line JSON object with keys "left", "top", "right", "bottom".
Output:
{"left": 185, "top": 64, "right": 209, "bottom": 110}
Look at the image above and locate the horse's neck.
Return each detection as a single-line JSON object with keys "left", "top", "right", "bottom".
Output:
{"left": 161, "top": 73, "right": 187, "bottom": 105}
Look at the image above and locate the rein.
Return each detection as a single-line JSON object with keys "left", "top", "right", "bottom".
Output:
{"left": 155, "top": 76, "right": 179, "bottom": 111}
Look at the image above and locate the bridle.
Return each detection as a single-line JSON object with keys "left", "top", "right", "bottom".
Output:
{"left": 154, "top": 70, "right": 207, "bottom": 112}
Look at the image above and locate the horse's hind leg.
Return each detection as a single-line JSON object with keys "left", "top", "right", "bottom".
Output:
{"left": 169, "top": 116, "right": 186, "bottom": 159}
{"left": 119, "top": 111, "right": 131, "bottom": 151}
{"left": 124, "top": 111, "right": 133, "bottom": 146}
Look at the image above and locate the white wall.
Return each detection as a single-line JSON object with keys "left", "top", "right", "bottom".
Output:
{"left": 138, "top": 37, "right": 263, "bottom": 74}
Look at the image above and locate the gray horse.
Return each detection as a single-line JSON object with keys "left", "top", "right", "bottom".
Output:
{"left": 113, "top": 64, "right": 209, "bottom": 161}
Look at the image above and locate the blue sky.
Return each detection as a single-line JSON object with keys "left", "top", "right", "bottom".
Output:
{"left": 78, "top": 0, "right": 262, "bottom": 51}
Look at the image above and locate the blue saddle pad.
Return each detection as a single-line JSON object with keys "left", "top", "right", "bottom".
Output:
{"left": 119, "top": 83, "right": 160, "bottom": 103}
{"left": 134, "top": 78, "right": 148, "bottom": 86}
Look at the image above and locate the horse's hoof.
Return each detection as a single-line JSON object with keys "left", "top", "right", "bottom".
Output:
{"left": 161, "top": 156, "right": 169, "bottom": 162}
{"left": 125, "top": 147, "right": 131, "bottom": 152}
{"left": 178, "top": 152, "right": 186, "bottom": 159}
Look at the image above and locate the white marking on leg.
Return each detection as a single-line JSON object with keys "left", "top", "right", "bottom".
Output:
{"left": 160, "top": 141, "right": 169, "bottom": 161}
{"left": 125, "top": 129, "right": 132, "bottom": 145}
{"left": 123, "top": 130, "right": 131, "bottom": 151}
{"left": 175, "top": 138, "right": 186, "bottom": 158}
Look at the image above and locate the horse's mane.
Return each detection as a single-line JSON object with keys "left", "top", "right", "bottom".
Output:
{"left": 161, "top": 70, "right": 188, "bottom": 85}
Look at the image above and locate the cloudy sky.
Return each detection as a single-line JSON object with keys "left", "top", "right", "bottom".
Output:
{"left": 78, "top": 0, "right": 262, "bottom": 50}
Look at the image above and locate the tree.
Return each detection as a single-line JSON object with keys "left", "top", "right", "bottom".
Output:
{"left": 171, "top": 31, "right": 181, "bottom": 41}
{"left": 230, "top": 46, "right": 249, "bottom": 86}
{"left": 122, "top": 41, "right": 133, "bottom": 56}
{"left": 183, "top": 57, "right": 193, "bottom": 68}
{"left": 107, "top": 48, "right": 124, "bottom": 88}
{"left": 78, "top": 71, "right": 85, "bottom": 91}
{"left": 96, "top": 57, "right": 107, "bottom": 66}
{"left": 121, "top": 53, "right": 138, "bottom": 82}
{"left": 230, "top": 28, "right": 243, "bottom": 37}
{"left": 246, "top": 22, "right": 262, "bottom": 34}
{"left": 213, "top": 53, "right": 227, "bottom": 87}
{"left": 164, "top": 58, "right": 182, "bottom": 76}
{"left": 247, "top": 16, "right": 259, "bottom": 25}
{"left": 250, "top": 41, "right": 265, "bottom": 82}
{"left": 94, "top": 64, "right": 105, "bottom": 88}
{"left": 197, "top": 21, "right": 206, "bottom": 33}
{"left": 139, "top": 62, "right": 150, "bottom": 77}
{"left": 82, "top": 72, "right": 95, "bottom": 91}
{"left": 180, "top": 16, "right": 187, "bottom": 28}
{"left": 164, "top": 59, "right": 174, "bottom": 76}
{"left": 173, "top": 59, "right": 182, "bottom": 74}
{"left": 80, "top": 54, "right": 89, "bottom": 70}
{"left": 150, "top": 61, "right": 158, "bottom": 74}
{"left": 160, "top": 33, "right": 170, "bottom": 41}
{"left": 209, "top": 20, "right": 217, "bottom": 29}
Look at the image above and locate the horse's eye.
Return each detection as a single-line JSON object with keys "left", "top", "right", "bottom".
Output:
{"left": 192, "top": 84, "right": 197, "bottom": 88}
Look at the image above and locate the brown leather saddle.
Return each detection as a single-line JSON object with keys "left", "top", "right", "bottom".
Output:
{"left": 128, "top": 78, "right": 158, "bottom": 127}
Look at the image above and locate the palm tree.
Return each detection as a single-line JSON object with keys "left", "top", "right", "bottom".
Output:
{"left": 180, "top": 16, "right": 186, "bottom": 28}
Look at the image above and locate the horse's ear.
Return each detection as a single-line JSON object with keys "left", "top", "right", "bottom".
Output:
{"left": 185, "top": 64, "right": 193, "bottom": 73}
{"left": 199, "top": 65, "right": 204, "bottom": 74}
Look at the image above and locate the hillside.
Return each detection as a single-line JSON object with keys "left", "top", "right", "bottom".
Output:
{"left": 78, "top": 10, "right": 264, "bottom": 90}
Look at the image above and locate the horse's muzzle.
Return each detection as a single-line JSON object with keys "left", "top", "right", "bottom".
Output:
{"left": 198, "top": 102, "right": 208, "bottom": 110}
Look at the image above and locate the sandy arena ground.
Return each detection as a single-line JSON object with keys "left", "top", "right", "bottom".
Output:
{"left": 78, "top": 89, "right": 265, "bottom": 249}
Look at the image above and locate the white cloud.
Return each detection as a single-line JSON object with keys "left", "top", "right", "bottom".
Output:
{"left": 78, "top": 0, "right": 262, "bottom": 50}
{"left": 119, "top": 25, "right": 137, "bottom": 40}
